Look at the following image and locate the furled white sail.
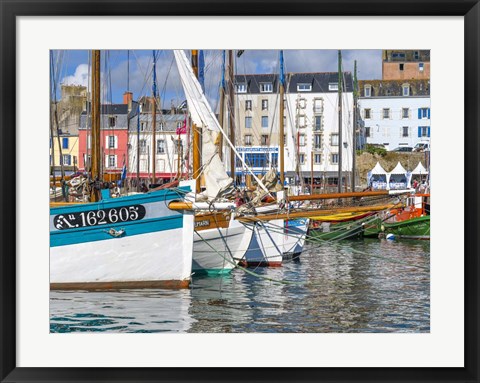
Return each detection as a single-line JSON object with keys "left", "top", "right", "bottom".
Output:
{"left": 174, "top": 50, "right": 232, "bottom": 200}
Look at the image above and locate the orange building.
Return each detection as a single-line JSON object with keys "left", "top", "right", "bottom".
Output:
{"left": 382, "top": 50, "right": 430, "bottom": 80}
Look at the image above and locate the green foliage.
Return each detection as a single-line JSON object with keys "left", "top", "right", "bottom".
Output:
{"left": 359, "top": 144, "right": 387, "bottom": 157}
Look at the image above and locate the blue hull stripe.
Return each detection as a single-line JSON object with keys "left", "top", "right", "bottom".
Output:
{"left": 50, "top": 214, "right": 183, "bottom": 247}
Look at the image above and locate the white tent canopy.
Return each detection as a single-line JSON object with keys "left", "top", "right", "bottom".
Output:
{"left": 411, "top": 162, "right": 429, "bottom": 175}
{"left": 367, "top": 162, "right": 388, "bottom": 190}
{"left": 388, "top": 162, "right": 408, "bottom": 189}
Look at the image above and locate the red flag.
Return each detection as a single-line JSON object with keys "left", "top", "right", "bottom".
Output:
{"left": 176, "top": 117, "right": 187, "bottom": 135}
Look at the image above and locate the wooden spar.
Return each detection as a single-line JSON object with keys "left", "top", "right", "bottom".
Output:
{"left": 217, "top": 51, "right": 226, "bottom": 161}
{"left": 279, "top": 50, "right": 285, "bottom": 187}
{"left": 228, "top": 50, "right": 235, "bottom": 181}
{"left": 151, "top": 51, "right": 157, "bottom": 185}
{"left": 191, "top": 50, "right": 201, "bottom": 194}
{"left": 90, "top": 50, "right": 101, "bottom": 202}
{"left": 288, "top": 190, "right": 390, "bottom": 201}
{"left": 337, "top": 50, "right": 343, "bottom": 194}
{"left": 235, "top": 203, "right": 402, "bottom": 223}
{"left": 352, "top": 60, "right": 358, "bottom": 192}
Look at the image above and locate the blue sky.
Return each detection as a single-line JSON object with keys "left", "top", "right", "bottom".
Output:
{"left": 51, "top": 49, "right": 383, "bottom": 107}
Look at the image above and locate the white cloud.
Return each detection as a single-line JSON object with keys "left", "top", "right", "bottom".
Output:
{"left": 61, "top": 64, "right": 90, "bottom": 86}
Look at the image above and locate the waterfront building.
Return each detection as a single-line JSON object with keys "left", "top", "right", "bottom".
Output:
{"left": 382, "top": 50, "right": 430, "bottom": 80}
{"left": 358, "top": 79, "right": 431, "bottom": 150}
{"left": 127, "top": 95, "right": 188, "bottom": 186}
{"left": 50, "top": 85, "right": 87, "bottom": 176}
{"left": 233, "top": 72, "right": 355, "bottom": 190}
{"left": 78, "top": 92, "right": 134, "bottom": 181}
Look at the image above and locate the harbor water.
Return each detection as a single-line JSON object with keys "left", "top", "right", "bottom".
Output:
{"left": 50, "top": 238, "right": 430, "bottom": 333}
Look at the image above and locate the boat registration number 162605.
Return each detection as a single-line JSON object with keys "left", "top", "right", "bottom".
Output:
{"left": 53, "top": 205, "right": 146, "bottom": 230}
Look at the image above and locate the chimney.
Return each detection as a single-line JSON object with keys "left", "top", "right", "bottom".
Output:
{"left": 123, "top": 92, "right": 133, "bottom": 111}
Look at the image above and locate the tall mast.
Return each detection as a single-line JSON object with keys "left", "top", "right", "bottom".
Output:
{"left": 90, "top": 49, "right": 101, "bottom": 202}
{"left": 191, "top": 50, "right": 201, "bottom": 194}
{"left": 228, "top": 50, "right": 236, "bottom": 182}
{"left": 279, "top": 50, "right": 285, "bottom": 187}
{"left": 151, "top": 50, "right": 157, "bottom": 186}
{"left": 337, "top": 50, "right": 343, "bottom": 194}
{"left": 217, "top": 51, "right": 226, "bottom": 161}
{"left": 352, "top": 60, "right": 358, "bottom": 192}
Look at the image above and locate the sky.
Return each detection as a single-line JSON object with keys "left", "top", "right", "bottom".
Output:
{"left": 51, "top": 49, "right": 383, "bottom": 108}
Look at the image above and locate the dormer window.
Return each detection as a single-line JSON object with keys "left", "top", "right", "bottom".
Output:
{"left": 364, "top": 85, "right": 372, "bottom": 97}
{"left": 236, "top": 83, "right": 247, "bottom": 93}
{"left": 297, "top": 83, "right": 312, "bottom": 92}
{"left": 402, "top": 84, "right": 410, "bottom": 96}
{"left": 329, "top": 83, "right": 338, "bottom": 91}
{"left": 260, "top": 82, "right": 273, "bottom": 93}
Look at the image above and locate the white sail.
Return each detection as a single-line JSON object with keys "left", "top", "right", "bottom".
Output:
{"left": 174, "top": 50, "right": 232, "bottom": 200}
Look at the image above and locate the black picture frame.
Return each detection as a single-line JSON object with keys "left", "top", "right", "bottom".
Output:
{"left": 1, "top": 1, "right": 479, "bottom": 382}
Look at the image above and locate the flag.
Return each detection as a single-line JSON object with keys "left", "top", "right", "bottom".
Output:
{"left": 120, "top": 155, "right": 127, "bottom": 183}
{"left": 176, "top": 117, "right": 187, "bottom": 135}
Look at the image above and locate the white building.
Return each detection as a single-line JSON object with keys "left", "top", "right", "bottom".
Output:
{"left": 358, "top": 80, "right": 431, "bottom": 151}
{"left": 232, "top": 72, "right": 355, "bottom": 190}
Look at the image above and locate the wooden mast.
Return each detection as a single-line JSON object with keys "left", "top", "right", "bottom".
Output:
{"left": 90, "top": 49, "right": 101, "bottom": 202}
{"left": 337, "top": 50, "right": 343, "bottom": 194}
{"left": 228, "top": 50, "right": 236, "bottom": 182}
{"left": 217, "top": 51, "right": 226, "bottom": 161}
{"left": 279, "top": 50, "right": 285, "bottom": 187}
{"left": 191, "top": 50, "right": 201, "bottom": 194}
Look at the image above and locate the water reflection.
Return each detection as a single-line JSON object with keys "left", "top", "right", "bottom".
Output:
{"left": 50, "top": 238, "right": 430, "bottom": 333}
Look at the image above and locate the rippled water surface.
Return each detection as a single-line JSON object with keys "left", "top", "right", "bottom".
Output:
{"left": 50, "top": 238, "right": 430, "bottom": 333}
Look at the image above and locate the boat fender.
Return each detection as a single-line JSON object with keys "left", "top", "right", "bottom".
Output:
{"left": 386, "top": 233, "right": 395, "bottom": 240}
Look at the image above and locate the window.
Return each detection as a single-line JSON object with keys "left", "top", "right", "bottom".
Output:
{"left": 261, "top": 116, "right": 268, "bottom": 128}
{"left": 245, "top": 116, "right": 252, "bottom": 128}
{"left": 419, "top": 63, "right": 424, "bottom": 71}
{"left": 402, "top": 108, "right": 409, "bottom": 119}
{"left": 299, "top": 153, "right": 305, "bottom": 164}
{"left": 328, "top": 83, "right": 338, "bottom": 91}
{"left": 399, "top": 63, "right": 404, "bottom": 71}
{"left": 271, "top": 153, "right": 278, "bottom": 167}
{"left": 331, "top": 133, "right": 339, "bottom": 146}
{"left": 245, "top": 153, "right": 268, "bottom": 168}
{"left": 313, "top": 98, "right": 323, "bottom": 113}
{"left": 418, "top": 126, "right": 430, "bottom": 137}
{"left": 364, "top": 109, "right": 371, "bottom": 119}
{"left": 109, "top": 116, "right": 116, "bottom": 127}
{"left": 418, "top": 108, "right": 430, "bottom": 119}
{"left": 83, "top": 154, "right": 91, "bottom": 168}
{"left": 414, "top": 51, "right": 419, "bottom": 60}
{"left": 392, "top": 52, "right": 405, "bottom": 59}
{"left": 314, "top": 134, "right": 322, "bottom": 149}
{"left": 260, "top": 82, "right": 273, "bottom": 93}
{"left": 244, "top": 135, "right": 252, "bottom": 146}
{"left": 299, "top": 134, "right": 306, "bottom": 146}
{"left": 62, "top": 137, "right": 68, "bottom": 149}
{"left": 364, "top": 86, "right": 371, "bottom": 97}
{"left": 236, "top": 83, "right": 247, "bottom": 93}
{"left": 331, "top": 153, "right": 339, "bottom": 164}
{"left": 260, "top": 135, "right": 269, "bottom": 146}
{"left": 314, "top": 116, "right": 322, "bottom": 131}
{"left": 383, "top": 108, "right": 390, "bottom": 119}
{"left": 107, "top": 135, "right": 116, "bottom": 149}
{"left": 314, "top": 154, "right": 322, "bottom": 164}
{"left": 140, "top": 139, "right": 147, "bottom": 154}
{"left": 157, "top": 139, "right": 165, "bottom": 154}
{"left": 298, "top": 115, "right": 306, "bottom": 128}
{"left": 402, "top": 126, "right": 409, "bottom": 137}
{"left": 174, "top": 139, "right": 183, "bottom": 154}
{"left": 107, "top": 155, "right": 116, "bottom": 168}
{"left": 245, "top": 100, "right": 252, "bottom": 111}
{"left": 261, "top": 99, "right": 268, "bottom": 110}
{"left": 140, "top": 122, "right": 146, "bottom": 131}
{"left": 62, "top": 154, "right": 71, "bottom": 166}
{"left": 297, "top": 83, "right": 312, "bottom": 92}
{"left": 297, "top": 98, "right": 306, "bottom": 109}
{"left": 402, "top": 85, "right": 410, "bottom": 96}
{"left": 365, "top": 127, "right": 371, "bottom": 137}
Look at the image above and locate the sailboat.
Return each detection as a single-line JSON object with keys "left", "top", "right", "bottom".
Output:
{"left": 49, "top": 50, "right": 195, "bottom": 290}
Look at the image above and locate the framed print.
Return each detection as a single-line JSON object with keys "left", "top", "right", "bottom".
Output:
{"left": 1, "top": 0, "right": 479, "bottom": 382}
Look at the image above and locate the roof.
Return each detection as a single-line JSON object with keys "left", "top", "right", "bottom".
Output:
{"left": 81, "top": 103, "right": 130, "bottom": 115}
{"left": 235, "top": 74, "right": 279, "bottom": 94}
{"left": 369, "top": 161, "right": 387, "bottom": 175}
{"left": 411, "top": 162, "right": 428, "bottom": 174}
{"left": 390, "top": 162, "right": 407, "bottom": 175}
